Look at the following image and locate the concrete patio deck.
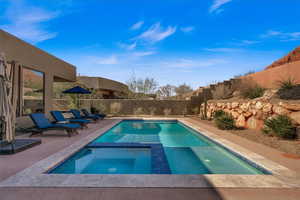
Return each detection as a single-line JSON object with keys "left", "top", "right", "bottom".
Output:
{"left": 0, "top": 118, "right": 300, "bottom": 200}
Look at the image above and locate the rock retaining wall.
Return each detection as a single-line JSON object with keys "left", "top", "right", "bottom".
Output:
{"left": 201, "top": 100, "right": 300, "bottom": 130}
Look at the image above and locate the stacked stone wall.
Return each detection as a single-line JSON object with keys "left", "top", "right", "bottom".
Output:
{"left": 202, "top": 100, "right": 300, "bottom": 130}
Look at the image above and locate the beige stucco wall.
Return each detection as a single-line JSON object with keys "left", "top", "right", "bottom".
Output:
{"left": 0, "top": 29, "right": 76, "bottom": 120}
{"left": 245, "top": 61, "right": 300, "bottom": 89}
{"left": 0, "top": 30, "right": 76, "bottom": 82}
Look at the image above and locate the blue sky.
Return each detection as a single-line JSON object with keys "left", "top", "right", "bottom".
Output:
{"left": 1, "top": 0, "right": 300, "bottom": 88}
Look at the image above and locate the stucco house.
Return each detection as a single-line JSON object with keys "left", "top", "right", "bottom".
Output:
{"left": 0, "top": 29, "right": 76, "bottom": 124}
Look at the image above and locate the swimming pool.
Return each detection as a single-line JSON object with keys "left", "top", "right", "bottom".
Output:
{"left": 50, "top": 120, "right": 269, "bottom": 175}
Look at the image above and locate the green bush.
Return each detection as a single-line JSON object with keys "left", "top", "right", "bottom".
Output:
{"left": 213, "top": 110, "right": 226, "bottom": 119}
{"left": 91, "top": 107, "right": 99, "bottom": 114}
{"left": 262, "top": 115, "right": 297, "bottom": 139}
{"left": 241, "top": 85, "right": 265, "bottom": 99}
{"left": 277, "top": 77, "right": 297, "bottom": 90}
{"left": 213, "top": 111, "right": 236, "bottom": 130}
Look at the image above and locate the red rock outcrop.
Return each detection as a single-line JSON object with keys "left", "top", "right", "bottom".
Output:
{"left": 265, "top": 46, "right": 300, "bottom": 70}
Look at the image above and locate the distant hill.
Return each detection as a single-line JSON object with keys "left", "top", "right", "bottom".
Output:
{"left": 265, "top": 46, "right": 300, "bottom": 70}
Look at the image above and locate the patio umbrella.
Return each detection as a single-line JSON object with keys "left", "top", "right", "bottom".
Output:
{"left": 0, "top": 52, "right": 14, "bottom": 143}
{"left": 63, "top": 86, "right": 91, "bottom": 108}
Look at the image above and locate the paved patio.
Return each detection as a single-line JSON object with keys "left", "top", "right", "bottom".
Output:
{"left": 0, "top": 118, "right": 300, "bottom": 200}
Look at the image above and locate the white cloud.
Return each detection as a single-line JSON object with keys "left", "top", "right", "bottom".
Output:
{"left": 161, "top": 58, "right": 227, "bottom": 69}
{"left": 118, "top": 42, "right": 137, "bottom": 50}
{"left": 229, "top": 40, "right": 260, "bottom": 46}
{"left": 134, "top": 23, "right": 177, "bottom": 44}
{"left": 239, "top": 40, "right": 259, "bottom": 45}
{"left": 132, "top": 51, "right": 156, "bottom": 57}
{"left": 204, "top": 48, "right": 242, "bottom": 53}
{"left": 261, "top": 30, "right": 300, "bottom": 41}
{"left": 0, "top": 0, "right": 59, "bottom": 43}
{"left": 180, "top": 26, "right": 195, "bottom": 33}
{"left": 130, "top": 21, "right": 144, "bottom": 30}
{"left": 92, "top": 55, "right": 119, "bottom": 65}
{"left": 209, "top": 0, "right": 232, "bottom": 14}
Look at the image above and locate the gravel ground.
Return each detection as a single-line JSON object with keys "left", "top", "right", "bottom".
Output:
{"left": 201, "top": 120, "right": 300, "bottom": 156}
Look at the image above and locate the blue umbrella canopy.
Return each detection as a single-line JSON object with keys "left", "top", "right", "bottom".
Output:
{"left": 63, "top": 86, "right": 91, "bottom": 94}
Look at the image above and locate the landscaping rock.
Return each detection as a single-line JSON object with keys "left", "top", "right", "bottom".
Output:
{"left": 255, "top": 110, "right": 264, "bottom": 120}
{"left": 240, "top": 103, "right": 250, "bottom": 112}
{"left": 280, "top": 102, "right": 300, "bottom": 111}
{"left": 236, "top": 115, "right": 246, "bottom": 127}
{"left": 231, "top": 102, "right": 239, "bottom": 109}
{"left": 231, "top": 111, "right": 239, "bottom": 119}
{"left": 243, "top": 111, "right": 252, "bottom": 118}
{"left": 272, "top": 105, "right": 290, "bottom": 115}
{"left": 255, "top": 101, "right": 263, "bottom": 110}
{"left": 246, "top": 116, "right": 263, "bottom": 130}
{"left": 289, "top": 112, "right": 300, "bottom": 125}
{"left": 226, "top": 102, "right": 232, "bottom": 109}
{"left": 237, "top": 109, "right": 243, "bottom": 114}
{"left": 205, "top": 100, "right": 300, "bottom": 130}
{"left": 262, "top": 103, "right": 273, "bottom": 114}
{"left": 207, "top": 110, "right": 212, "bottom": 119}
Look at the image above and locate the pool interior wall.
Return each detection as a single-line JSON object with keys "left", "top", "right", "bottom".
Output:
{"left": 49, "top": 120, "right": 270, "bottom": 175}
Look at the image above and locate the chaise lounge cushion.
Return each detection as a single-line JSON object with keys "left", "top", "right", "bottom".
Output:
{"left": 51, "top": 111, "right": 91, "bottom": 124}
{"left": 30, "top": 113, "right": 81, "bottom": 129}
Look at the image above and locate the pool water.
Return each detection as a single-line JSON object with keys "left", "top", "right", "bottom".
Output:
{"left": 52, "top": 148, "right": 151, "bottom": 174}
{"left": 50, "top": 120, "right": 268, "bottom": 174}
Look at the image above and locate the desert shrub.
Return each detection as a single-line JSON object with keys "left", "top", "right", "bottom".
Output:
{"left": 213, "top": 110, "right": 226, "bottom": 118}
{"left": 213, "top": 111, "right": 236, "bottom": 130}
{"left": 241, "top": 85, "right": 265, "bottom": 99}
{"left": 90, "top": 107, "right": 99, "bottom": 114}
{"left": 277, "top": 77, "right": 297, "bottom": 90}
{"left": 235, "top": 79, "right": 265, "bottom": 99}
{"left": 262, "top": 115, "right": 297, "bottom": 139}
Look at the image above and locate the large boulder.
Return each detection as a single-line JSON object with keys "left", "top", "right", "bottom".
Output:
{"left": 231, "top": 102, "right": 239, "bottom": 109}
{"left": 231, "top": 111, "right": 240, "bottom": 119}
{"left": 272, "top": 105, "right": 290, "bottom": 115}
{"left": 262, "top": 103, "right": 273, "bottom": 114}
{"left": 255, "top": 101, "right": 263, "bottom": 110}
{"left": 246, "top": 116, "right": 264, "bottom": 130}
{"left": 236, "top": 115, "right": 246, "bottom": 128}
{"left": 280, "top": 102, "right": 300, "bottom": 111}
{"left": 240, "top": 103, "right": 250, "bottom": 112}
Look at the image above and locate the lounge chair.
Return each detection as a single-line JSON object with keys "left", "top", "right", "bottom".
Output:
{"left": 50, "top": 111, "right": 91, "bottom": 128}
{"left": 29, "top": 113, "right": 81, "bottom": 137}
{"left": 81, "top": 109, "right": 106, "bottom": 119}
{"left": 70, "top": 109, "right": 100, "bottom": 121}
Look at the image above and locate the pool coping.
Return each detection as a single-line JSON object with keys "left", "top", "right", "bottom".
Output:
{"left": 0, "top": 118, "right": 299, "bottom": 188}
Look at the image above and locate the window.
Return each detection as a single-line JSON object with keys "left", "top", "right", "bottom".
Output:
{"left": 22, "top": 67, "right": 44, "bottom": 115}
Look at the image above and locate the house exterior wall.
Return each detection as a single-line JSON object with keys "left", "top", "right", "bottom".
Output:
{"left": 0, "top": 29, "right": 76, "bottom": 119}
{"left": 0, "top": 30, "right": 76, "bottom": 82}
